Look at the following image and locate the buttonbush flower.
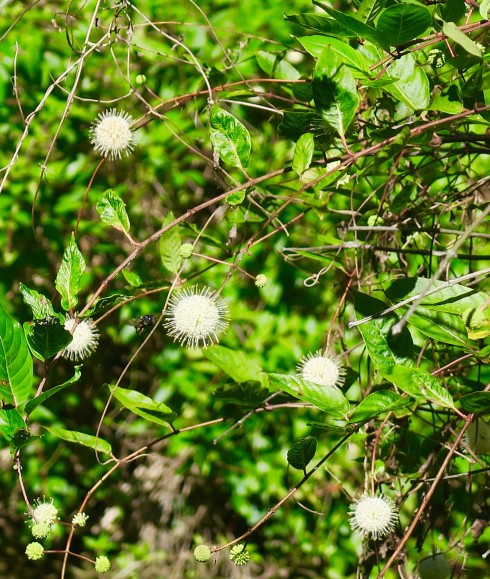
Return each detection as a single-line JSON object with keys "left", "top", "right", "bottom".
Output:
{"left": 230, "top": 544, "right": 250, "bottom": 566}
{"left": 25, "top": 542, "right": 45, "bottom": 561}
{"left": 164, "top": 286, "right": 229, "bottom": 349}
{"left": 62, "top": 316, "right": 99, "bottom": 361}
{"left": 90, "top": 109, "right": 136, "bottom": 160}
{"left": 179, "top": 243, "right": 194, "bottom": 258}
{"left": 31, "top": 521, "right": 53, "bottom": 539}
{"left": 297, "top": 351, "right": 345, "bottom": 388}
{"left": 255, "top": 274, "right": 268, "bottom": 288}
{"left": 349, "top": 493, "right": 398, "bottom": 540}
{"left": 31, "top": 498, "right": 58, "bottom": 526}
{"left": 193, "top": 544, "right": 212, "bottom": 562}
{"left": 94, "top": 556, "right": 111, "bottom": 573}
{"left": 72, "top": 512, "right": 89, "bottom": 527}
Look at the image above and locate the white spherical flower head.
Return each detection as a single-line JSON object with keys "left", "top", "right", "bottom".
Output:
{"left": 297, "top": 350, "right": 345, "bottom": 388}
{"left": 349, "top": 493, "right": 398, "bottom": 540}
{"left": 164, "top": 286, "right": 229, "bottom": 349}
{"left": 62, "top": 316, "right": 99, "bottom": 361}
{"left": 90, "top": 109, "right": 135, "bottom": 160}
{"left": 32, "top": 498, "right": 58, "bottom": 526}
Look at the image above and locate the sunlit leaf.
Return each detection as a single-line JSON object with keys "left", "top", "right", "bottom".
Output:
{"left": 292, "top": 133, "right": 315, "bottom": 176}
{"left": 44, "top": 426, "right": 112, "bottom": 455}
{"left": 376, "top": 5, "right": 431, "bottom": 47}
{"left": 111, "top": 385, "right": 176, "bottom": 428}
{"left": 159, "top": 211, "right": 182, "bottom": 275}
{"left": 210, "top": 105, "right": 251, "bottom": 169}
{"left": 348, "top": 391, "right": 411, "bottom": 423}
{"left": 204, "top": 345, "right": 264, "bottom": 384}
{"left": 96, "top": 189, "right": 131, "bottom": 233}
{"left": 55, "top": 234, "right": 86, "bottom": 311}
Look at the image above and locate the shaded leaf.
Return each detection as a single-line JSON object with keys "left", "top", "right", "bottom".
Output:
{"left": 348, "top": 390, "right": 411, "bottom": 423}
{"left": 25, "top": 366, "right": 82, "bottom": 415}
{"left": 159, "top": 211, "right": 183, "bottom": 275}
{"left": 96, "top": 189, "right": 130, "bottom": 233}
{"left": 0, "top": 408, "right": 26, "bottom": 442}
{"left": 285, "top": 13, "right": 354, "bottom": 36}
{"left": 292, "top": 133, "right": 315, "bottom": 176}
{"left": 210, "top": 105, "right": 251, "bottom": 169}
{"left": 111, "top": 385, "right": 176, "bottom": 428}
{"left": 213, "top": 381, "right": 270, "bottom": 407}
{"left": 24, "top": 318, "right": 72, "bottom": 362}
{"left": 55, "top": 233, "right": 86, "bottom": 311}
{"left": 0, "top": 304, "right": 33, "bottom": 407}
{"left": 357, "top": 0, "right": 386, "bottom": 24}
{"left": 287, "top": 437, "right": 317, "bottom": 471}
{"left": 44, "top": 426, "right": 112, "bottom": 455}
{"left": 377, "top": 5, "right": 431, "bottom": 47}
{"left": 268, "top": 373, "right": 350, "bottom": 419}
{"left": 440, "top": 0, "right": 466, "bottom": 23}
{"left": 459, "top": 392, "right": 490, "bottom": 414}
{"left": 204, "top": 345, "right": 263, "bottom": 384}
{"left": 9, "top": 426, "right": 39, "bottom": 456}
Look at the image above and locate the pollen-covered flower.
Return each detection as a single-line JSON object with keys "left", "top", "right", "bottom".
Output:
{"left": 349, "top": 493, "right": 398, "bottom": 540}
{"left": 90, "top": 109, "right": 136, "bottom": 160}
{"left": 163, "top": 286, "right": 229, "bottom": 349}
{"left": 25, "top": 542, "right": 45, "bottom": 561}
{"left": 32, "top": 498, "right": 58, "bottom": 526}
{"left": 94, "top": 555, "right": 111, "bottom": 573}
{"left": 62, "top": 316, "right": 99, "bottom": 361}
{"left": 193, "top": 544, "right": 212, "bottom": 563}
{"left": 297, "top": 350, "right": 345, "bottom": 388}
{"left": 72, "top": 512, "right": 89, "bottom": 527}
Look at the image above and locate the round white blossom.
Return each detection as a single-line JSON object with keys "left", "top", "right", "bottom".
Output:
{"left": 90, "top": 109, "right": 136, "bottom": 160}
{"left": 297, "top": 350, "right": 345, "bottom": 388}
{"left": 32, "top": 498, "right": 58, "bottom": 526}
{"left": 163, "top": 286, "right": 229, "bottom": 349}
{"left": 62, "top": 316, "right": 99, "bottom": 361}
{"left": 349, "top": 493, "right": 398, "bottom": 540}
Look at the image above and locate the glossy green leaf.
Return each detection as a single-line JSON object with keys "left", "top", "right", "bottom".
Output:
{"left": 111, "top": 385, "right": 176, "bottom": 428}
{"left": 226, "top": 190, "right": 246, "bottom": 206}
{"left": 348, "top": 391, "right": 411, "bottom": 423}
{"left": 159, "top": 211, "right": 182, "bottom": 275}
{"left": 9, "top": 426, "right": 39, "bottom": 456}
{"left": 122, "top": 269, "right": 143, "bottom": 287}
{"left": 44, "top": 426, "right": 112, "bottom": 455}
{"left": 313, "top": 49, "right": 360, "bottom": 139}
{"left": 480, "top": 0, "right": 490, "bottom": 19}
{"left": 204, "top": 345, "right": 263, "bottom": 384}
{"left": 377, "top": 5, "right": 431, "bottom": 47}
{"left": 380, "top": 365, "right": 456, "bottom": 410}
{"left": 459, "top": 392, "right": 490, "bottom": 414}
{"left": 96, "top": 189, "right": 130, "bottom": 233}
{"left": 384, "top": 53, "right": 430, "bottom": 110}
{"left": 292, "top": 133, "right": 315, "bottom": 176}
{"left": 268, "top": 373, "right": 350, "bottom": 419}
{"left": 24, "top": 318, "right": 72, "bottom": 362}
{"left": 442, "top": 21, "right": 483, "bottom": 58}
{"left": 429, "top": 86, "right": 465, "bottom": 114}
{"left": 287, "top": 437, "right": 317, "bottom": 471}
{"left": 55, "top": 233, "right": 86, "bottom": 311}
{"left": 256, "top": 51, "right": 301, "bottom": 80}
{"left": 0, "top": 408, "right": 26, "bottom": 442}
{"left": 19, "top": 284, "right": 58, "bottom": 320}
{"left": 405, "top": 308, "right": 475, "bottom": 349}
{"left": 440, "top": 0, "right": 466, "bottom": 23}
{"left": 353, "top": 291, "right": 414, "bottom": 369}
{"left": 213, "top": 381, "right": 270, "bottom": 407}
{"left": 24, "top": 366, "right": 82, "bottom": 415}
{"left": 297, "top": 36, "right": 370, "bottom": 75}
{"left": 285, "top": 13, "right": 354, "bottom": 36}
{"left": 0, "top": 304, "right": 33, "bottom": 407}
{"left": 357, "top": 0, "right": 385, "bottom": 24}
{"left": 278, "top": 111, "right": 326, "bottom": 142}
{"left": 210, "top": 105, "right": 251, "bottom": 169}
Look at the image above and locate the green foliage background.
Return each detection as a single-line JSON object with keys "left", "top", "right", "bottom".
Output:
{"left": 0, "top": 0, "right": 489, "bottom": 577}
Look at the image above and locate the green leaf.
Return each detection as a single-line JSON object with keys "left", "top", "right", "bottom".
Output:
{"left": 480, "top": 0, "right": 490, "bottom": 19}
{"left": 459, "top": 392, "right": 490, "bottom": 414}
{"left": 285, "top": 13, "right": 354, "bottom": 36}
{"left": 440, "top": 0, "right": 466, "bottom": 23}
{"left": 226, "top": 190, "right": 247, "bottom": 206}
{"left": 256, "top": 51, "right": 301, "bottom": 80}
{"left": 0, "top": 304, "right": 33, "bottom": 407}
{"left": 213, "top": 381, "right": 270, "bottom": 407}
{"left": 0, "top": 408, "right": 26, "bottom": 442}
{"left": 159, "top": 211, "right": 183, "bottom": 275}
{"left": 24, "top": 318, "right": 72, "bottom": 362}
{"left": 9, "top": 426, "right": 39, "bottom": 456}
{"left": 380, "top": 365, "right": 456, "bottom": 410}
{"left": 429, "top": 86, "right": 465, "bottom": 114}
{"left": 111, "top": 385, "right": 176, "bottom": 428}
{"left": 204, "top": 345, "right": 263, "bottom": 384}
{"left": 357, "top": 0, "right": 385, "bottom": 25}
{"left": 313, "top": 49, "right": 360, "bottom": 139}
{"left": 403, "top": 308, "right": 475, "bottom": 349}
{"left": 96, "top": 189, "right": 131, "bottom": 233}
{"left": 353, "top": 291, "right": 414, "bottom": 369}
{"left": 376, "top": 5, "right": 431, "bottom": 47}
{"left": 19, "top": 284, "right": 58, "bottom": 320}
{"left": 210, "top": 105, "right": 251, "bottom": 169}
{"left": 55, "top": 233, "right": 86, "bottom": 311}
{"left": 24, "top": 366, "right": 82, "bottom": 415}
{"left": 278, "top": 111, "right": 326, "bottom": 142}
{"left": 383, "top": 53, "right": 430, "bottom": 110}
{"left": 122, "top": 269, "right": 143, "bottom": 287}
{"left": 287, "top": 437, "right": 317, "bottom": 471}
{"left": 348, "top": 391, "right": 411, "bottom": 423}
{"left": 268, "top": 373, "right": 350, "bottom": 419}
{"left": 292, "top": 133, "right": 315, "bottom": 176}
{"left": 442, "top": 21, "right": 483, "bottom": 58}
{"left": 44, "top": 426, "right": 112, "bottom": 455}
{"left": 297, "top": 36, "right": 370, "bottom": 75}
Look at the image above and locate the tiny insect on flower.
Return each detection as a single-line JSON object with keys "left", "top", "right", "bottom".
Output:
{"left": 62, "top": 316, "right": 99, "bottom": 361}
{"left": 163, "top": 286, "right": 229, "bottom": 349}
{"left": 349, "top": 493, "right": 398, "bottom": 540}
{"left": 297, "top": 350, "right": 345, "bottom": 388}
{"left": 90, "top": 109, "right": 136, "bottom": 160}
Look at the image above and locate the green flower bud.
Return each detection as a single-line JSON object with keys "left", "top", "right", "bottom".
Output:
{"left": 179, "top": 243, "right": 194, "bottom": 258}
{"left": 255, "top": 274, "right": 268, "bottom": 288}
{"left": 136, "top": 74, "right": 147, "bottom": 85}
{"left": 193, "top": 544, "right": 212, "bottom": 562}
{"left": 31, "top": 522, "right": 52, "bottom": 539}
{"left": 427, "top": 49, "right": 445, "bottom": 69}
{"left": 25, "top": 542, "right": 45, "bottom": 561}
{"left": 367, "top": 215, "right": 384, "bottom": 227}
{"left": 230, "top": 544, "right": 250, "bottom": 566}
{"left": 95, "top": 556, "right": 111, "bottom": 573}
{"left": 72, "top": 512, "right": 89, "bottom": 527}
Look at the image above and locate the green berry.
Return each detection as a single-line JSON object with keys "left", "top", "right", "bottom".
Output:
{"left": 179, "top": 243, "right": 194, "bottom": 258}
{"left": 25, "top": 542, "right": 44, "bottom": 561}
{"left": 230, "top": 544, "right": 250, "bottom": 566}
{"left": 193, "top": 544, "right": 212, "bottom": 562}
{"left": 255, "top": 274, "right": 268, "bottom": 288}
{"left": 95, "top": 556, "right": 111, "bottom": 573}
